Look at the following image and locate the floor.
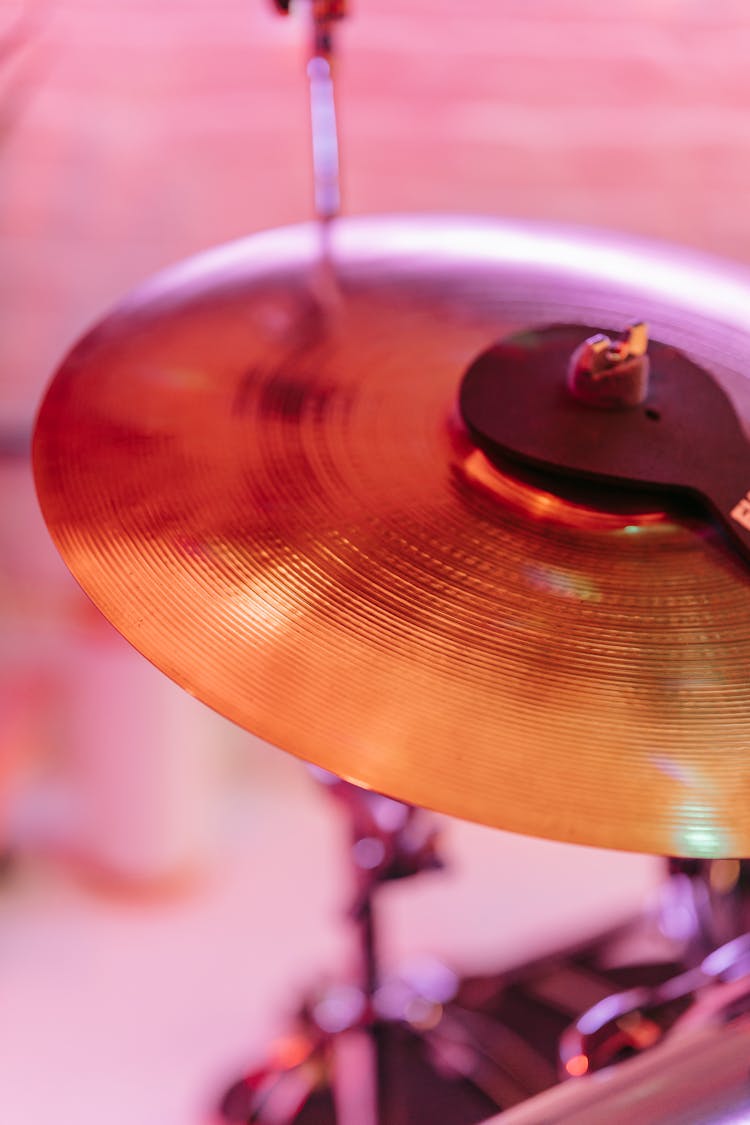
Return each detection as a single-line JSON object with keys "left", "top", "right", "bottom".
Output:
{"left": 2, "top": 1, "right": 749, "bottom": 1122}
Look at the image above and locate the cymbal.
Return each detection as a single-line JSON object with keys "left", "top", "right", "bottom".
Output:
{"left": 33, "top": 216, "right": 750, "bottom": 857}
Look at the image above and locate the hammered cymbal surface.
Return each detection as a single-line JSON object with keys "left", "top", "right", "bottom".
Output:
{"left": 33, "top": 217, "right": 750, "bottom": 856}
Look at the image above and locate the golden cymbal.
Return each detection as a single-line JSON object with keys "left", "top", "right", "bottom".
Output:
{"left": 32, "top": 216, "right": 750, "bottom": 857}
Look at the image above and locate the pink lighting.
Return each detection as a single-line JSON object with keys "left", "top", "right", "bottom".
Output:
{"left": 2, "top": 1, "right": 750, "bottom": 1123}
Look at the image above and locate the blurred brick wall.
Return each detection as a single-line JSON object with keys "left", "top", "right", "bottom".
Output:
{"left": 2, "top": 0, "right": 750, "bottom": 420}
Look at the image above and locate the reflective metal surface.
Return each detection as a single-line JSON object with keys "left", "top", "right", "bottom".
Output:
{"left": 487, "top": 980, "right": 750, "bottom": 1125}
{"left": 32, "top": 216, "right": 750, "bottom": 856}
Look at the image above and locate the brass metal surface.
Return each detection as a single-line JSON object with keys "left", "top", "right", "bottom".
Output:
{"left": 32, "top": 216, "right": 750, "bottom": 856}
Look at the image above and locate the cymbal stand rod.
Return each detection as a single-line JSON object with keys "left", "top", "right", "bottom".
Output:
{"left": 313, "top": 773, "right": 445, "bottom": 1125}
{"left": 306, "top": 2, "right": 345, "bottom": 224}
{"left": 331, "top": 805, "right": 382, "bottom": 1125}
{"left": 331, "top": 1021, "right": 379, "bottom": 1125}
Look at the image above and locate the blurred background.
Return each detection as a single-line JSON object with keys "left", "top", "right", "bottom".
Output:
{"left": 1, "top": 1, "right": 749, "bottom": 1121}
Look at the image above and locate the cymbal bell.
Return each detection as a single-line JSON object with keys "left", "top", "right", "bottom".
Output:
{"left": 32, "top": 216, "right": 750, "bottom": 857}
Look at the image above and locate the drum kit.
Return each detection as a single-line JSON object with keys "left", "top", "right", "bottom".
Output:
{"left": 29, "top": 1, "right": 750, "bottom": 1122}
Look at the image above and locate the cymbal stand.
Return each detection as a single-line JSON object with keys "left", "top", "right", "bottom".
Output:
{"left": 272, "top": 0, "right": 344, "bottom": 222}
{"left": 216, "top": 771, "right": 447, "bottom": 1125}
{"left": 221, "top": 768, "right": 636, "bottom": 1124}
{"left": 220, "top": 786, "right": 750, "bottom": 1123}
{"left": 219, "top": 7, "right": 542, "bottom": 1120}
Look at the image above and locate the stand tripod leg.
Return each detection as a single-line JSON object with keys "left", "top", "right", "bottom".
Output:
{"left": 218, "top": 1044, "right": 325, "bottom": 1124}
{"left": 331, "top": 1030, "right": 378, "bottom": 1125}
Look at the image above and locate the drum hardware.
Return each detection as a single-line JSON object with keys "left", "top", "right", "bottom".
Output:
{"left": 216, "top": 770, "right": 597, "bottom": 1123}
{"left": 460, "top": 322, "right": 750, "bottom": 564}
{"left": 661, "top": 857, "right": 750, "bottom": 957}
{"left": 550, "top": 861, "right": 750, "bottom": 1092}
{"left": 559, "top": 910, "right": 750, "bottom": 1079}
{"left": 29, "top": 0, "right": 750, "bottom": 1121}
{"left": 217, "top": 774, "right": 722, "bottom": 1125}
{"left": 567, "top": 323, "right": 651, "bottom": 409}
{"left": 272, "top": 1, "right": 347, "bottom": 25}
{"left": 218, "top": 849, "right": 750, "bottom": 1123}
{"left": 484, "top": 975, "right": 750, "bottom": 1125}
{"left": 272, "top": 0, "right": 344, "bottom": 227}
{"left": 218, "top": 774, "right": 459, "bottom": 1124}
{"left": 218, "top": 771, "right": 550, "bottom": 1125}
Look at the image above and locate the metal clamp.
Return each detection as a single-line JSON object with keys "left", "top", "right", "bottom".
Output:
{"left": 271, "top": 1, "right": 348, "bottom": 20}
